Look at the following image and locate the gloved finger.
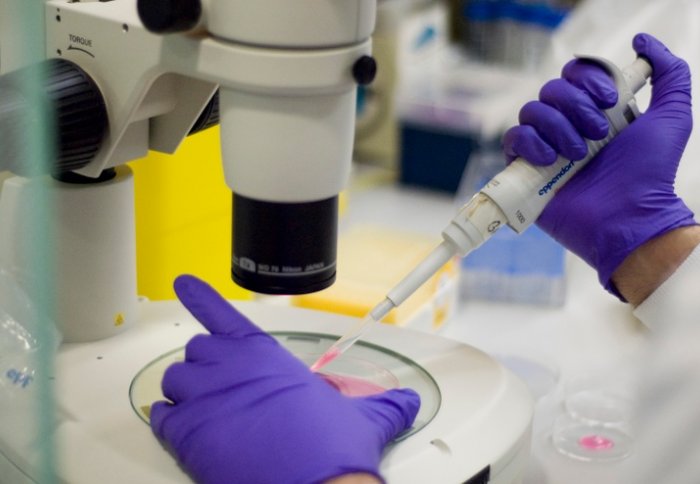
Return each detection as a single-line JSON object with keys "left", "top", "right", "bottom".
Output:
{"left": 162, "top": 359, "right": 248, "bottom": 402}
{"left": 184, "top": 334, "right": 212, "bottom": 362}
{"left": 562, "top": 59, "right": 618, "bottom": 109}
{"left": 183, "top": 334, "right": 240, "bottom": 362}
{"left": 633, "top": 33, "right": 692, "bottom": 112}
{"left": 150, "top": 393, "right": 229, "bottom": 449}
{"left": 184, "top": 332, "right": 280, "bottom": 364}
{"left": 356, "top": 388, "right": 421, "bottom": 444}
{"left": 161, "top": 361, "right": 209, "bottom": 403}
{"left": 502, "top": 125, "right": 557, "bottom": 166}
{"left": 519, "top": 101, "right": 589, "bottom": 161}
{"left": 539, "top": 78, "right": 610, "bottom": 140}
{"left": 174, "top": 274, "right": 263, "bottom": 338}
{"left": 149, "top": 400, "right": 174, "bottom": 441}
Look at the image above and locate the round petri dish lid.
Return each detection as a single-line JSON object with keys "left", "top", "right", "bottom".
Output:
{"left": 130, "top": 331, "right": 441, "bottom": 441}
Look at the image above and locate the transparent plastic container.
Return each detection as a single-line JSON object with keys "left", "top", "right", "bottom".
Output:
{"left": 0, "top": 269, "right": 60, "bottom": 460}
{"left": 463, "top": 0, "right": 501, "bottom": 61}
{"left": 0, "top": 270, "right": 40, "bottom": 399}
{"left": 551, "top": 373, "right": 637, "bottom": 462}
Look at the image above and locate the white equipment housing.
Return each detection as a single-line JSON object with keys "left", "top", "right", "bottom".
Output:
{"left": 0, "top": 302, "right": 533, "bottom": 484}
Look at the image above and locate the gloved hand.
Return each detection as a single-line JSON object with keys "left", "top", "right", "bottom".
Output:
{"left": 150, "top": 275, "right": 420, "bottom": 484}
{"left": 502, "top": 33, "right": 696, "bottom": 298}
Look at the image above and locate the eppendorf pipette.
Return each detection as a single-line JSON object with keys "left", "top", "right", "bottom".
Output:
{"left": 310, "top": 55, "right": 652, "bottom": 373}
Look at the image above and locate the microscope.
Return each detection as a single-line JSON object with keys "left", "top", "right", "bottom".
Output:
{"left": 0, "top": 2, "right": 534, "bottom": 483}
{"left": 1, "top": 0, "right": 377, "bottom": 342}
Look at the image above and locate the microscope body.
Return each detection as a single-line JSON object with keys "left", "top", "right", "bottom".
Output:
{"left": 0, "top": 0, "right": 377, "bottom": 341}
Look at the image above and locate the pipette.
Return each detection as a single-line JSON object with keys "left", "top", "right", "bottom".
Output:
{"left": 310, "top": 55, "right": 652, "bottom": 373}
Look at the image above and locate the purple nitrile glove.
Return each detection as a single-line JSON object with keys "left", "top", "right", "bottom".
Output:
{"left": 150, "top": 275, "right": 420, "bottom": 484}
{"left": 502, "top": 33, "right": 696, "bottom": 299}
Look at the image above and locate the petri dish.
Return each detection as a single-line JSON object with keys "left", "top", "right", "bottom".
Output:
{"left": 297, "top": 353, "right": 399, "bottom": 397}
{"left": 565, "top": 386, "right": 634, "bottom": 427}
{"left": 551, "top": 373, "right": 636, "bottom": 462}
{"left": 130, "top": 331, "right": 441, "bottom": 441}
{"left": 551, "top": 414, "right": 634, "bottom": 462}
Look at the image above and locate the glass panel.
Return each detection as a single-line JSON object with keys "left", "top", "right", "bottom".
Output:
{"left": 1, "top": 2, "right": 58, "bottom": 482}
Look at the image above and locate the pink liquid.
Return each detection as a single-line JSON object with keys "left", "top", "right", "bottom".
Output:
{"left": 309, "top": 348, "right": 340, "bottom": 373}
{"left": 318, "top": 372, "right": 388, "bottom": 397}
{"left": 579, "top": 435, "right": 615, "bottom": 451}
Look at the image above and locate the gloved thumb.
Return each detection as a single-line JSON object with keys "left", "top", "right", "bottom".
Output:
{"left": 633, "top": 33, "right": 692, "bottom": 114}
{"left": 356, "top": 388, "right": 421, "bottom": 444}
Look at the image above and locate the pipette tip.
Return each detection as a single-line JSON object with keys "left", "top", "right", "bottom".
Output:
{"left": 309, "top": 300, "right": 395, "bottom": 373}
{"left": 310, "top": 347, "right": 340, "bottom": 373}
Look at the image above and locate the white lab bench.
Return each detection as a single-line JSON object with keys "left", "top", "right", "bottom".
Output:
{"left": 342, "top": 168, "right": 649, "bottom": 484}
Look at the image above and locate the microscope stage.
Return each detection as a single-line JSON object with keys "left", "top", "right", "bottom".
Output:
{"left": 1, "top": 301, "right": 533, "bottom": 484}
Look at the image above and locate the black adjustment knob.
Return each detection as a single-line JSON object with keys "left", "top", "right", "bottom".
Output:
{"left": 0, "top": 58, "right": 107, "bottom": 176}
{"left": 352, "top": 56, "right": 377, "bottom": 85}
{"left": 189, "top": 90, "right": 219, "bottom": 136}
{"left": 137, "top": 0, "right": 202, "bottom": 34}
{"left": 45, "top": 59, "right": 108, "bottom": 174}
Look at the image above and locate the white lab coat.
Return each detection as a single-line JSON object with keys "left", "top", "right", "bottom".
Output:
{"left": 624, "top": 244, "right": 700, "bottom": 483}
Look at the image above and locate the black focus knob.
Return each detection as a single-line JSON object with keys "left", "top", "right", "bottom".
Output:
{"left": 137, "top": 0, "right": 202, "bottom": 34}
{"left": 352, "top": 56, "right": 378, "bottom": 85}
{"left": 0, "top": 58, "right": 107, "bottom": 176}
{"left": 46, "top": 59, "right": 108, "bottom": 174}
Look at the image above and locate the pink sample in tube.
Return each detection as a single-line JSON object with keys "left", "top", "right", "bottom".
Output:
{"left": 309, "top": 347, "right": 340, "bottom": 373}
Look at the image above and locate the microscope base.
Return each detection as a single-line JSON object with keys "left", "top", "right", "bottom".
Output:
{"left": 1, "top": 300, "right": 533, "bottom": 484}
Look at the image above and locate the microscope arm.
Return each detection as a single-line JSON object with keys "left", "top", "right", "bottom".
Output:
{"left": 37, "top": 0, "right": 376, "bottom": 302}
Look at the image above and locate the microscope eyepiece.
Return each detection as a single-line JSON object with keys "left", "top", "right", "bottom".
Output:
{"left": 232, "top": 194, "right": 337, "bottom": 295}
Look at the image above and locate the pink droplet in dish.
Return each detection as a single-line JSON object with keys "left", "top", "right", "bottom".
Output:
{"left": 579, "top": 434, "right": 615, "bottom": 451}
{"left": 318, "top": 373, "right": 388, "bottom": 397}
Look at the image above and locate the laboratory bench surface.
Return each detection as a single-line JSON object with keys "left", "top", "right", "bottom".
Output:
{"left": 339, "top": 169, "right": 649, "bottom": 484}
